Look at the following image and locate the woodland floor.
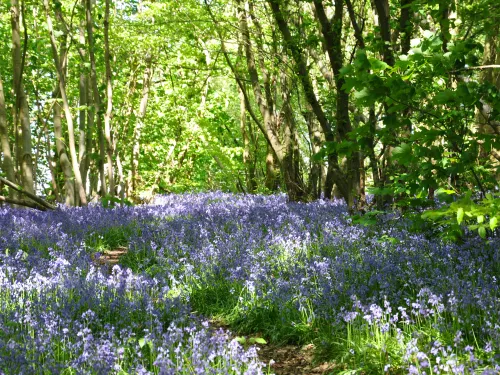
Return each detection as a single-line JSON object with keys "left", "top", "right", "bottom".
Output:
{"left": 98, "top": 247, "right": 337, "bottom": 375}
{"left": 258, "top": 344, "right": 338, "bottom": 375}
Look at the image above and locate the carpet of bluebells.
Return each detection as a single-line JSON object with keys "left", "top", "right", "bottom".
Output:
{"left": 0, "top": 192, "right": 499, "bottom": 374}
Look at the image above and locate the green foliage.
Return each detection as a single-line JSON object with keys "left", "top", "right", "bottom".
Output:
{"left": 85, "top": 223, "right": 138, "bottom": 252}
{"left": 340, "top": 28, "right": 500, "bottom": 206}
{"left": 350, "top": 210, "right": 385, "bottom": 226}
{"left": 422, "top": 192, "right": 500, "bottom": 241}
{"left": 100, "top": 194, "right": 133, "bottom": 208}
{"left": 234, "top": 336, "right": 267, "bottom": 346}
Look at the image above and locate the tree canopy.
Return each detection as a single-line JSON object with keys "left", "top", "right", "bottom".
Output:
{"left": 0, "top": 0, "right": 499, "bottom": 214}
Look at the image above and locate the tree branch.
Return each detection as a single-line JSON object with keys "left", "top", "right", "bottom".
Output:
{"left": 0, "top": 195, "right": 49, "bottom": 210}
{"left": 451, "top": 64, "right": 500, "bottom": 73}
{"left": 0, "top": 177, "right": 56, "bottom": 210}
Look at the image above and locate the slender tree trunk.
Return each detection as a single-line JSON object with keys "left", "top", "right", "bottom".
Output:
{"left": 239, "top": 85, "right": 256, "bottom": 192}
{"left": 399, "top": 0, "right": 413, "bottom": 55}
{"left": 315, "top": 0, "right": 361, "bottom": 205}
{"left": 0, "top": 77, "right": 16, "bottom": 198}
{"left": 85, "top": 0, "right": 107, "bottom": 196}
{"left": 115, "top": 69, "right": 137, "bottom": 197}
{"left": 304, "top": 106, "right": 322, "bottom": 199}
{"left": 79, "top": 1, "right": 89, "bottom": 193}
{"left": 243, "top": 0, "right": 308, "bottom": 199}
{"left": 11, "top": 0, "right": 34, "bottom": 194}
{"left": 53, "top": 96, "right": 75, "bottom": 205}
{"left": 281, "top": 69, "right": 305, "bottom": 201}
{"left": 86, "top": 78, "right": 95, "bottom": 197}
{"left": 131, "top": 55, "right": 153, "bottom": 193}
{"left": 238, "top": 0, "right": 281, "bottom": 158}
{"left": 247, "top": 114, "right": 258, "bottom": 192}
{"left": 44, "top": 120, "right": 60, "bottom": 202}
{"left": 103, "top": 0, "right": 115, "bottom": 196}
{"left": 438, "top": 0, "right": 450, "bottom": 53}
{"left": 373, "top": 0, "right": 395, "bottom": 65}
{"left": 269, "top": 0, "right": 356, "bottom": 205}
{"left": 44, "top": 0, "right": 87, "bottom": 205}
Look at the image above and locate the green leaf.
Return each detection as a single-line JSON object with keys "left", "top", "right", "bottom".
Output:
{"left": 138, "top": 338, "right": 146, "bottom": 348}
{"left": 392, "top": 143, "right": 413, "bottom": 166}
{"left": 252, "top": 337, "right": 267, "bottom": 345}
{"left": 339, "top": 65, "right": 354, "bottom": 76}
{"left": 477, "top": 215, "right": 484, "bottom": 224}
{"left": 435, "top": 90, "right": 455, "bottom": 104}
{"left": 354, "top": 49, "right": 370, "bottom": 70}
{"left": 235, "top": 336, "right": 246, "bottom": 344}
{"left": 457, "top": 207, "right": 464, "bottom": 225}
{"left": 369, "top": 58, "right": 389, "bottom": 71}
{"left": 436, "top": 188, "right": 456, "bottom": 195}
{"left": 490, "top": 217, "right": 498, "bottom": 230}
{"left": 354, "top": 87, "right": 371, "bottom": 101}
{"left": 478, "top": 226, "right": 486, "bottom": 239}
{"left": 342, "top": 77, "right": 361, "bottom": 92}
{"left": 421, "top": 210, "right": 448, "bottom": 220}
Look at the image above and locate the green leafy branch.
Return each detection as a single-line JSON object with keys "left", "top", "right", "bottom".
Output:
{"left": 422, "top": 191, "right": 500, "bottom": 240}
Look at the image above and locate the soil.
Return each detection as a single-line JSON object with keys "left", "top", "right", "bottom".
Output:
{"left": 92, "top": 246, "right": 128, "bottom": 272}
{"left": 258, "top": 343, "right": 338, "bottom": 375}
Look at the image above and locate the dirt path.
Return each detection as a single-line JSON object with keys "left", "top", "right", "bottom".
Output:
{"left": 93, "top": 249, "right": 336, "bottom": 374}
{"left": 258, "top": 343, "right": 337, "bottom": 375}
{"left": 92, "top": 246, "right": 128, "bottom": 272}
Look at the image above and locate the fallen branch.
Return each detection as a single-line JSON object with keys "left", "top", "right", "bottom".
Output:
{"left": 0, "top": 195, "right": 48, "bottom": 210}
{"left": 0, "top": 177, "right": 56, "bottom": 210}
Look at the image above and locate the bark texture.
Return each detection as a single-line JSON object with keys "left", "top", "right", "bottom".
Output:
{"left": 0, "top": 77, "right": 16, "bottom": 197}
{"left": 131, "top": 55, "right": 153, "bottom": 193}
{"left": 11, "top": 0, "right": 34, "bottom": 195}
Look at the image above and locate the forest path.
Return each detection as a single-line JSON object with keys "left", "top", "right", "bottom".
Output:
{"left": 92, "top": 246, "right": 128, "bottom": 272}
{"left": 258, "top": 343, "right": 337, "bottom": 374}
{"left": 93, "top": 249, "right": 337, "bottom": 375}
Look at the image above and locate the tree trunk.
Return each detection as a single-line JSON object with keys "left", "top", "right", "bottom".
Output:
{"left": 53, "top": 96, "right": 75, "bottom": 205}
{"left": 239, "top": 85, "right": 256, "bottom": 192}
{"left": 44, "top": 0, "right": 87, "bottom": 205}
{"left": 86, "top": 78, "right": 96, "bottom": 197}
{"left": 103, "top": 0, "right": 115, "bottom": 197}
{"left": 115, "top": 68, "right": 137, "bottom": 197}
{"left": 0, "top": 77, "right": 16, "bottom": 198}
{"left": 304, "top": 106, "right": 323, "bottom": 199}
{"left": 11, "top": 0, "right": 34, "bottom": 195}
{"left": 399, "top": 0, "right": 413, "bottom": 55}
{"left": 238, "top": 0, "right": 281, "bottom": 157}
{"left": 265, "top": 145, "right": 279, "bottom": 191}
{"left": 239, "top": 0, "right": 307, "bottom": 199}
{"left": 131, "top": 55, "right": 153, "bottom": 193}
{"left": 43, "top": 120, "right": 60, "bottom": 202}
{"left": 79, "top": 0, "right": 89, "bottom": 193}
{"left": 438, "top": 0, "right": 450, "bottom": 53}
{"left": 373, "top": 0, "right": 395, "bottom": 65}
{"left": 281, "top": 68, "right": 306, "bottom": 201}
{"left": 85, "top": 0, "right": 107, "bottom": 196}
{"left": 269, "top": 0, "right": 356, "bottom": 205}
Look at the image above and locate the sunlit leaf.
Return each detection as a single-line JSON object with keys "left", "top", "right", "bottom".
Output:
{"left": 457, "top": 207, "right": 464, "bottom": 225}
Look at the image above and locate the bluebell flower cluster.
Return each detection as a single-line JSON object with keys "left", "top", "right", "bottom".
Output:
{"left": 0, "top": 192, "right": 498, "bottom": 374}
